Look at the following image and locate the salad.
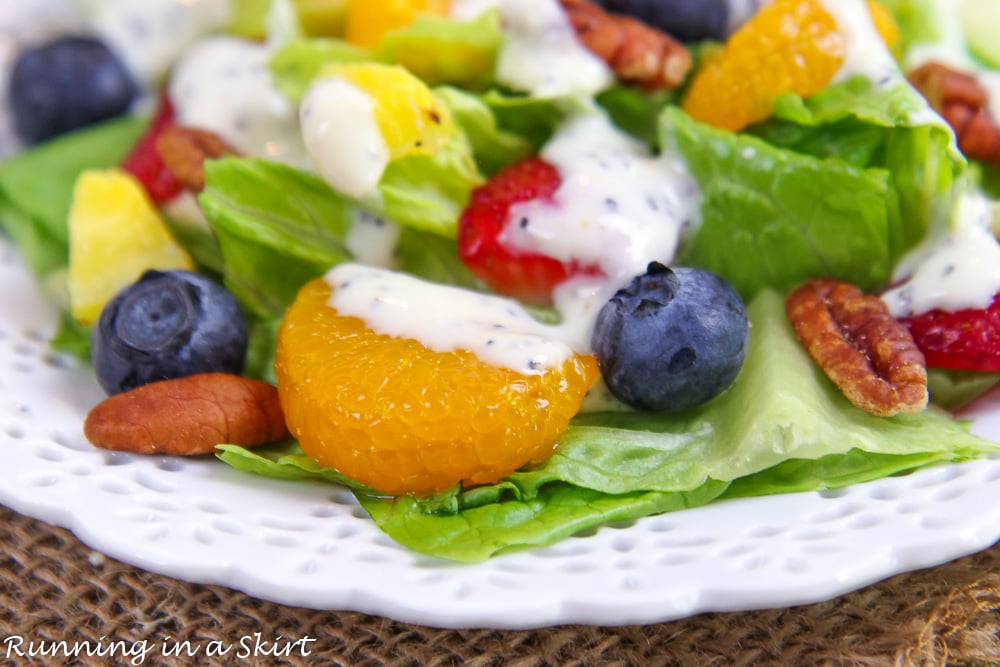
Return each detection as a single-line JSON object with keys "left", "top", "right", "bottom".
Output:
{"left": 2, "top": 0, "right": 1000, "bottom": 564}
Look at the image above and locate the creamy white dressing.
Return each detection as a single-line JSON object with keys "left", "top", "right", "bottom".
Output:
{"left": 299, "top": 77, "right": 389, "bottom": 198}
{"left": 346, "top": 210, "right": 401, "bottom": 268}
{"left": 168, "top": 35, "right": 307, "bottom": 166}
{"left": 819, "top": 0, "right": 903, "bottom": 89}
{"left": 450, "top": 0, "right": 613, "bottom": 98}
{"left": 503, "top": 112, "right": 702, "bottom": 349}
{"left": 882, "top": 195, "right": 1000, "bottom": 317}
{"left": 82, "top": 0, "right": 229, "bottom": 89}
{"left": 324, "top": 263, "right": 575, "bottom": 375}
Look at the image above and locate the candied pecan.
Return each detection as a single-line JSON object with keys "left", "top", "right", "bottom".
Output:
{"left": 155, "top": 125, "right": 240, "bottom": 192}
{"left": 84, "top": 373, "right": 290, "bottom": 456}
{"left": 560, "top": 0, "right": 692, "bottom": 91}
{"left": 908, "top": 61, "right": 1000, "bottom": 165}
{"left": 785, "top": 278, "right": 928, "bottom": 417}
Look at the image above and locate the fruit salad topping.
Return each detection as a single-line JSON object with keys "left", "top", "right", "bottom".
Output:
{"left": 277, "top": 269, "right": 599, "bottom": 495}
{"left": 591, "top": 262, "right": 749, "bottom": 412}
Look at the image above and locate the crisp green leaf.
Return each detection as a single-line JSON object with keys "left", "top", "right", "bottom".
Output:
{"left": 434, "top": 86, "right": 535, "bottom": 175}
{"left": 379, "top": 9, "right": 503, "bottom": 89}
{"left": 663, "top": 107, "right": 900, "bottom": 298}
{"left": 763, "top": 75, "right": 966, "bottom": 256}
{"left": 377, "top": 133, "right": 483, "bottom": 237}
{"left": 269, "top": 37, "right": 377, "bottom": 105}
{"left": 357, "top": 481, "right": 729, "bottom": 562}
{"left": 0, "top": 116, "right": 147, "bottom": 273}
{"left": 198, "top": 157, "right": 356, "bottom": 318}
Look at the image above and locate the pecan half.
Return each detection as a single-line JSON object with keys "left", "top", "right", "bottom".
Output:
{"left": 908, "top": 61, "right": 1000, "bottom": 166}
{"left": 84, "top": 373, "right": 290, "bottom": 456}
{"left": 560, "top": 0, "right": 692, "bottom": 91}
{"left": 785, "top": 278, "right": 928, "bottom": 417}
{"left": 155, "top": 125, "right": 240, "bottom": 192}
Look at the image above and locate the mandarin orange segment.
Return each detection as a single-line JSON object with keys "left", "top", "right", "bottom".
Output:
{"left": 681, "top": 0, "right": 846, "bottom": 132}
{"left": 275, "top": 277, "right": 599, "bottom": 496}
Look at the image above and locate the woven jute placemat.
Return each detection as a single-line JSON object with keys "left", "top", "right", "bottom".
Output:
{"left": 1, "top": 505, "right": 999, "bottom": 667}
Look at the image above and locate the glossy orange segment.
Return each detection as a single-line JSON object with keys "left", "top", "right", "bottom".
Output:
{"left": 275, "top": 277, "right": 599, "bottom": 496}
{"left": 681, "top": 0, "right": 846, "bottom": 132}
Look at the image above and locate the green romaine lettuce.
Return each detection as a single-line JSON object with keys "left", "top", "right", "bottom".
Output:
{"left": 763, "top": 74, "right": 966, "bottom": 256}
{"left": 379, "top": 9, "right": 503, "bottom": 89}
{"left": 662, "top": 107, "right": 901, "bottom": 299}
{"left": 198, "top": 155, "right": 481, "bottom": 320}
{"left": 0, "top": 116, "right": 147, "bottom": 277}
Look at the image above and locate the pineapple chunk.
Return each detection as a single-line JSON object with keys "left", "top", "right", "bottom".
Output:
{"left": 68, "top": 169, "right": 195, "bottom": 325}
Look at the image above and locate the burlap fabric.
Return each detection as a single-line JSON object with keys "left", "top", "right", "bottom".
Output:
{"left": 1, "top": 505, "right": 999, "bottom": 666}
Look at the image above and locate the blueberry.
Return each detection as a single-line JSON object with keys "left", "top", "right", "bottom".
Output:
{"left": 591, "top": 262, "right": 748, "bottom": 412}
{"left": 9, "top": 35, "right": 136, "bottom": 145}
{"left": 92, "top": 270, "right": 248, "bottom": 395}
{"left": 595, "top": 0, "right": 729, "bottom": 41}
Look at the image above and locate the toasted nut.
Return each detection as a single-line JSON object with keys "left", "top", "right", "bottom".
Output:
{"left": 560, "top": 0, "right": 692, "bottom": 91}
{"left": 785, "top": 278, "right": 928, "bottom": 417}
{"left": 155, "top": 125, "right": 239, "bottom": 192}
{"left": 909, "top": 61, "right": 1000, "bottom": 165}
{"left": 84, "top": 373, "right": 290, "bottom": 456}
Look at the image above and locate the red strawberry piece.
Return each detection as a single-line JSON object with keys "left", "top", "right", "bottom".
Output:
{"left": 458, "top": 156, "right": 601, "bottom": 306}
{"left": 121, "top": 94, "right": 182, "bottom": 204}
{"left": 901, "top": 292, "right": 1000, "bottom": 371}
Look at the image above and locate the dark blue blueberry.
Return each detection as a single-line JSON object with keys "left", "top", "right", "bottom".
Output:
{"left": 9, "top": 35, "right": 136, "bottom": 145}
{"left": 591, "top": 262, "right": 748, "bottom": 412}
{"left": 92, "top": 270, "right": 248, "bottom": 395}
{"left": 596, "top": 0, "right": 729, "bottom": 41}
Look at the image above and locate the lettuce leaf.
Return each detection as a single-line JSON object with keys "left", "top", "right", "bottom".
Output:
{"left": 269, "top": 37, "right": 377, "bottom": 105}
{"left": 198, "top": 156, "right": 481, "bottom": 319}
{"left": 378, "top": 9, "right": 503, "bottom": 89}
{"left": 877, "top": 0, "right": 942, "bottom": 56}
{"left": 218, "top": 289, "right": 997, "bottom": 561}
{"left": 434, "top": 86, "right": 536, "bottom": 176}
{"left": 763, "top": 74, "right": 966, "bottom": 256}
{"left": 0, "top": 116, "right": 147, "bottom": 277}
{"left": 269, "top": 9, "right": 502, "bottom": 105}
{"left": 662, "top": 107, "right": 901, "bottom": 298}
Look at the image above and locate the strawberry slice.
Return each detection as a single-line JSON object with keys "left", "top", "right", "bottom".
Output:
{"left": 901, "top": 292, "right": 1000, "bottom": 371}
{"left": 121, "top": 95, "right": 182, "bottom": 204}
{"left": 458, "top": 157, "right": 601, "bottom": 305}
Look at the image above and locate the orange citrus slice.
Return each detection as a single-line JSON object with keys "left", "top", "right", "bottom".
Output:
{"left": 275, "top": 275, "right": 599, "bottom": 496}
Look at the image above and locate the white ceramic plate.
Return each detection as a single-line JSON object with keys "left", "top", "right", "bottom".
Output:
{"left": 2, "top": 237, "right": 1000, "bottom": 630}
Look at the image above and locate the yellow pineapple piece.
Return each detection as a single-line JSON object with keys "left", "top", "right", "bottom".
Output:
{"left": 68, "top": 169, "right": 195, "bottom": 325}
{"left": 318, "top": 61, "right": 455, "bottom": 160}
{"left": 345, "top": 0, "right": 451, "bottom": 49}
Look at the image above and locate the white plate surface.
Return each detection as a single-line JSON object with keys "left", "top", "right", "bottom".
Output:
{"left": 1, "top": 237, "right": 1000, "bottom": 630}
